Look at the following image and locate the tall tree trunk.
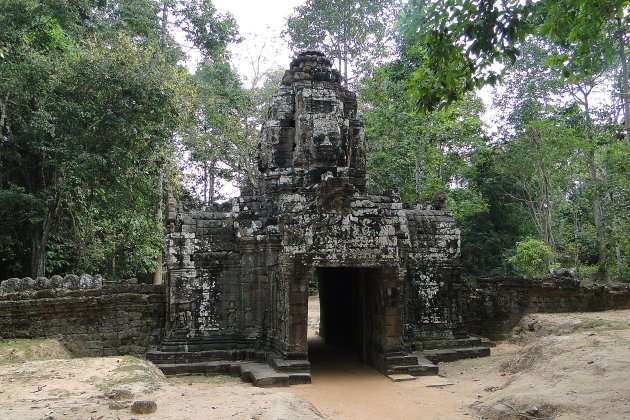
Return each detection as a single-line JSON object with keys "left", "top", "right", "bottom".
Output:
{"left": 572, "top": 200, "right": 580, "bottom": 271}
{"left": 153, "top": 4, "right": 168, "bottom": 286}
{"left": 584, "top": 93, "right": 607, "bottom": 282}
{"left": 541, "top": 170, "right": 555, "bottom": 261}
{"left": 590, "top": 155, "right": 607, "bottom": 282}
{"left": 30, "top": 222, "right": 47, "bottom": 278}
{"left": 203, "top": 162, "right": 208, "bottom": 204}
{"left": 29, "top": 178, "right": 60, "bottom": 277}
{"left": 532, "top": 130, "right": 555, "bottom": 258}
{"left": 153, "top": 169, "right": 164, "bottom": 285}
{"left": 208, "top": 162, "right": 216, "bottom": 202}
{"left": 343, "top": 44, "right": 348, "bottom": 87}
{"left": 617, "top": 17, "right": 630, "bottom": 161}
{"left": 414, "top": 152, "right": 420, "bottom": 204}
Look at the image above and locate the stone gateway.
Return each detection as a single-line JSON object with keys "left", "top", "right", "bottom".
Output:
{"left": 148, "top": 51, "right": 483, "bottom": 384}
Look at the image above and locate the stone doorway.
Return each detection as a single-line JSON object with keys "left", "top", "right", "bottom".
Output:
{"left": 311, "top": 267, "right": 390, "bottom": 369}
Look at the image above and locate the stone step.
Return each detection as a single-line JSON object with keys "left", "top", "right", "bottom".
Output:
{"left": 288, "top": 372, "right": 312, "bottom": 385}
{"left": 384, "top": 354, "right": 420, "bottom": 365}
{"left": 480, "top": 337, "right": 496, "bottom": 347}
{"left": 146, "top": 348, "right": 265, "bottom": 365}
{"left": 387, "top": 361, "right": 438, "bottom": 376}
{"left": 411, "top": 337, "right": 483, "bottom": 351}
{"left": 271, "top": 357, "right": 311, "bottom": 372}
{"left": 157, "top": 362, "right": 208, "bottom": 375}
{"left": 388, "top": 373, "right": 417, "bottom": 382}
{"left": 154, "top": 360, "right": 310, "bottom": 387}
{"left": 386, "top": 354, "right": 439, "bottom": 377}
{"left": 422, "top": 346, "right": 491, "bottom": 363}
{"left": 151, "top": 337, "right": 257, "bottom": 350}
{"left": 232, "top": 363, "right": 290, "bottom": 387}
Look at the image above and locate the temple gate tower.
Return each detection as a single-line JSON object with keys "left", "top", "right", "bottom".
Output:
{"left": 148, "top": 51, "right": 487, "bottom": 385}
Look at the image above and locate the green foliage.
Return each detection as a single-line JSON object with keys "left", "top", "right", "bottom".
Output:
{"left": 358, "top": 62, "right": 485, "bottom": 204}
{"left": 283, "top": 0, "right": 400, "bottom": 83}
{"left": 399, "top": 0, "right": 535, "bottom": 111}
{"left": 508, "top": 239, "right": 553, "bottom": 277}
{"left": 359, "top": 2, "right": 629, "bottom": 280}
{"left": 576, "top": 265, "right": 599, "bottom": 284}
{"left": 0, "top": 0, "right": 238, "bottom": 279}
{"left": 457, "top": 147, "right": 533, "bottom": 276}
{"left": 178, "top": 0, "right": 240, "bottom": 59}
{"left": 398, "top": 0, "right": 627, "bottom": 112}
{"left": 179, "top": 60, "right": 259, "bottom": 202}
{"left": 357, "top": 60, "right": 530, "bottom": 277}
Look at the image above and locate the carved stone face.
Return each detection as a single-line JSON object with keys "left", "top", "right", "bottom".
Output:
{"left": 312, "top": 115, "right": 341, "bottom": 166}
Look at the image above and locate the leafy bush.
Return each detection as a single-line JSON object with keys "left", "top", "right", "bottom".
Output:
{"left": 612, "top": 266, "right": 630, "bottom": 284}
{"left": 508, "top": 239, "right": 552, "bottom": 277}
{"left": 576, "top": 265, "right": 599, "bottom": 284}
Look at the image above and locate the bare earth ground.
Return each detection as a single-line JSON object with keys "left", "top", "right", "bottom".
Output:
{"left": 0, "top": 300, "right": 629, "bottom": 419}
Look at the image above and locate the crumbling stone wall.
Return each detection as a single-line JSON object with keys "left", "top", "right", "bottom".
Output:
{"left": 165, "top": 202, "right": 241, "bottom": 340}
{"left": 404, "top": 210, "right": 462, "bottom": 342}
{"left": 456, "top": 276, "right": 630, "bottom": 340}
{"left": 0, "top": 280, "right": 165, "bottom": 357}
{"left": 0, "top": 274, "right": 103, "bottom": 293}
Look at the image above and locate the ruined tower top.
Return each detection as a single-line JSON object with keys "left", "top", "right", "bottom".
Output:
{"left": 281, "top": 50, "right": 342, "bottom": 86}
{"left": 257, "top": 51, "right": 365, "bottom": 190}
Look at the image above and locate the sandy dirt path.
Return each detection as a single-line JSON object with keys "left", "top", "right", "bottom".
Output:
{"left": 292, "top": 295, "right": 482, "bottom": 419}
{"left": 1, "top": 304, "right": 630, "bottom": 419}
{"left": 291, "top": 335, "right": 481, "bottom": 420}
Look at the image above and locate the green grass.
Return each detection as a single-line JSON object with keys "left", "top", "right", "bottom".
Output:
{"left": 0, "top": 338, "right": 71, "bottom": 365}
{"left": 580, "top": 318, "right": 630, "bottom": 332}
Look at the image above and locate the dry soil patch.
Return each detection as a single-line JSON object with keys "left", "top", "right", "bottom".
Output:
{"left": 1, "top": 309, "right": 629, "bottom": 419}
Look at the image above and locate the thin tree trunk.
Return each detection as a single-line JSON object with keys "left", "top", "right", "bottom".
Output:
{"left": 415, "top": 152, "right": 420, "bottom": 204}
{"left": 153, "top": 169, "right": 164, "bottom": 285}
{"left": 154, "top": 3, "right": 168, "bottom": 284}
{"left": 343, "top": 44, "right": 348, "bottom": 87}
{"left": 532, "top": 130, "right": 555, "bottom": 257}
{"left": 584, "top": 93, "right": 607, "bottom": 282}
{"left": 617, "top": 17, "right": 630, "bottom": 161}
{"left": 541, "top": 170, "right": 555, "bottom": 260}
{"left": 30, "top": 222, "right": 48, "bottom": 278}
{"left": 208, "top": 162, "right": 216, "bottom": 202}
{"left": 572, "top": 200, "right": 580, "bottom": 271}
{"left": 203, "top": 162, "right": 208, "bottom": 204}
{"left": 30, "top": 180, "right": 61, "bottom": 278}
{"left": 591, "top": 161, "right": 607, "bottom": 282}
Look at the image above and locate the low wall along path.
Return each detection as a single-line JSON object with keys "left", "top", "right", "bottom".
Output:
{"left": 0, "top": 274, "right": 165, "bottom": 357}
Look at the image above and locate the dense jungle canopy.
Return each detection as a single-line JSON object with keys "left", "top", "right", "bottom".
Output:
{"left": 1, "top": 0, "right": 628, "bottom": 283}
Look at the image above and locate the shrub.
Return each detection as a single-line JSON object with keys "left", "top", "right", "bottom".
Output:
{"left": 508, "top": 239, "right": 553, "bottom": 277}
{"left": 576, "top": 265, "right": 598, "bottom": 284}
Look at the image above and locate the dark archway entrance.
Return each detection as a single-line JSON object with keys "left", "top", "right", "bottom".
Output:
{"left": 313, "top": 267, "right": 385, "bottom": 367}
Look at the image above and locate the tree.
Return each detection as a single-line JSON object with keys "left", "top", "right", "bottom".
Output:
{"left": 399, "top": 0, "right": 628, "bottom": 125}
{"left": 177, "top": 0, "right": 240, "bottom": 60}
{"left": 283, "top": 0, "right": 400, "bottom": 85}
{"left": 0, "top": 0, "right": 237, "bottom": 279}
{"left": 181, "top": 60, "right": 255, "bottom": 203}
{"left": 491, "top": 35, "right": 624, "bottom": 282}
{"left": 457, "top": 147, "right": 533, "bottom": 277}
{"left": 358, "top": 60, "right": 486, "bottom": 206}
{"left": 538, "top": 0, "right": 629, "bottom": 162}
{"left": 399, "top": 0, "right": 535, "bottom": 111}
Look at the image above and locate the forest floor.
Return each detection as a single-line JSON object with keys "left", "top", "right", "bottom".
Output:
{"left": 1, "top": 304, "right": 629, "bottom": 419}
